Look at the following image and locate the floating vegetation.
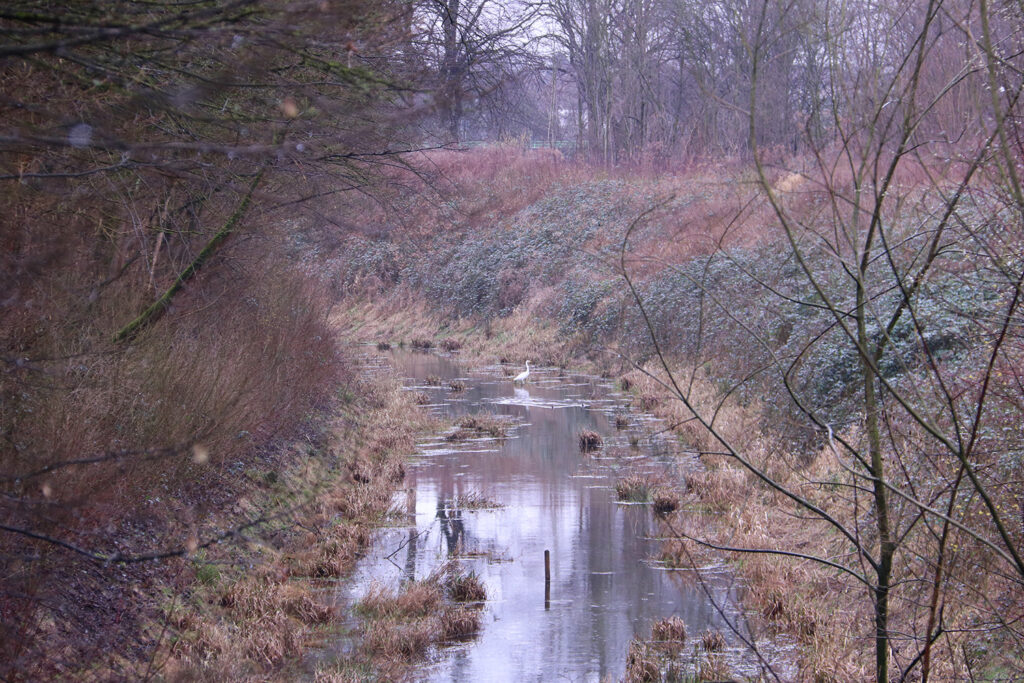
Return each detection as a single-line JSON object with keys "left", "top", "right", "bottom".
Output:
{"left": 578, "top": 429, "right": 603, "bottom": 452}
{"left": 458, "top": 413, "right": 508, "bottom": 438}
{"left": 445, "top": 414, "right": 510, "bottom": 443}
{"left": 448, "top": 379, "right": 467, "bottom": 392}
{"left": 410, "top": 337, "right": 434, "bottom": 350}
{"left": 425, "top": 375, "right": 442, "bottom": 386}
{"left": 615, "top": 474, "right": 653, "bottom": 502}
{"left": 450, "top": 491, "right": 503, "bottom": 510}
{"left": 615, "top": 414, "right": 630, "bottom": 430}
{"left": 652, "top": 491, "right": 679, "bottom": 516}
{"left": 445, "top": 428, "right": 475, "bottom": 442}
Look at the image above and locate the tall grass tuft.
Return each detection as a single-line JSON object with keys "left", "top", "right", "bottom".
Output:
{"left": 578, "top": 429, "right": 603, "bottom": 452}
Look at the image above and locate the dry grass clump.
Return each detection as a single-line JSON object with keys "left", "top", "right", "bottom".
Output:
{"left": 448, "top": 379, "right": 467, "bottom": 392}
{"left": 683, "top": 468, "right": 748, "bottom": 512}
{"left": 376, "top": 341, "right": 392, "bottom": 350}
{"left": 615, "top": 414, "right": 631, "bottom": 430}
{"left": 220, "top": 576, "right": 331, "bottom": 625}
{"left": 754, "top": 586, "right": 817, "bottom": 638}
{"left": 637, "top": 394, "right": 661, "bottom": 411}
{"left": 616, "top": 474, "right": 654, "bottom": 502}
{"left": 425, "top": 375, "right": 442, "bottom": 386}
{"left": 352, "top": 566, "right": 485, "bottom": 667}
{"left": 413, "top": 391, "right": 432, "bottom": 405}
{"left": 700, "top": 629, "right": 726, "bottom": 652}
{"left": 624, "top": 638, "right": 661, "bottom": 682}
{"left": 357, "top": 580, "right": 444, "bottom": 620}
{"left": 578, "top": 429, "right": 604, "bottom": 451}
{"left": 652, "top": 491, "right": 679, "bottom": 516}
{"left": 171, "top": 574, "right": 336, "bottom": 672}
{"left": 651, "top": 616, "right": 687, "bottom": 655}
{"left": 410, "top": 337, "right": 434, "bottom": 350}
{"left": 458, "top": 413, "right": 509, "bottom": 438}
{"left": 698, "top": 653, "right": 731, "bottom": 681}
{"left": 440, "top": 607, "right": 481, "bottom": 639}
{"left": 293, "top": 524, "right": 369, "bottom": 578}
{"left": 362, "top": 618, "right": 435, "bottom": 660}
{"left": 445, "top": 571, "right": 487, "bottom": 602}
{"left": 441, "top": 338, "right": 463, "bottom": 352}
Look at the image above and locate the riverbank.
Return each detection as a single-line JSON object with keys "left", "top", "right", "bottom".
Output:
{"left": 325, "top": 149, "right": 1024, "bottom": 679}
{"left": 334, "top": 255, "right": 1021, "bottom": 681}
{"left": 339, "top": 299, "right": 822, "bottom": 680}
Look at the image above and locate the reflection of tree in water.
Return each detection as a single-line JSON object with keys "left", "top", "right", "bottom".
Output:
{"left": 403, "top": 527, "right": 418, "bottom": 581}
{"left": 437, "top": 498, "right": 466, "bottom": 556}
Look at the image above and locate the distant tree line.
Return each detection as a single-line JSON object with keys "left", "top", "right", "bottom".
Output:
{"left": 420, "top": 0, "right": 997, "bottom": 166}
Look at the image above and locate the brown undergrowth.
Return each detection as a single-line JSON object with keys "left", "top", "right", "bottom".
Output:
{"left": 618, "top": 366, "right": 1023, "bottom": 680}
{"left": 146, "top": 370, "right": 440, "bottom": 681}
{"left": 0, "top": 229, "right": 351, "bottom": 679}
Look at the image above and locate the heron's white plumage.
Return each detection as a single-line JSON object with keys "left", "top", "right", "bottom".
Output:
{"left": 513, "top": 361, "right": 531, "bottom": 383}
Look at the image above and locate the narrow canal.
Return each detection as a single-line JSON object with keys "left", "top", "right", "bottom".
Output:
{"left": 342, "top": 350, "right": 781, "bottom": 681}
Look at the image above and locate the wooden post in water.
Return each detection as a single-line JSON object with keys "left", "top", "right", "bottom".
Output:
{"left": 544, "top": 549, "right": 551, "bottom": 609}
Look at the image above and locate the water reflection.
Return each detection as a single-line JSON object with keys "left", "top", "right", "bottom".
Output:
{"left": 437, "top": 499, "right": 466, "bottom": 557}
{"left": 340, "top": 351, "right": 777, "bottom": 681}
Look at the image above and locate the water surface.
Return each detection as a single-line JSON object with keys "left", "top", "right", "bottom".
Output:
{"left": 343, "top": 351, "right": 777, "bottom": 681}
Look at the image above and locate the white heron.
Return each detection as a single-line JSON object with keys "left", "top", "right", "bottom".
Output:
{"left": 513, "top": 360, "right": 531, "bottom": 383}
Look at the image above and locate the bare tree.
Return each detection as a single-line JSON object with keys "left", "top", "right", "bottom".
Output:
{"left": 415, "top": 0, "right": 539, "bottom": 142}
{"left": 618, "top": 0, "right": 1024, "bottom": 679}
{"left": 0, "top": 1, "right": 430, "bottom": 675}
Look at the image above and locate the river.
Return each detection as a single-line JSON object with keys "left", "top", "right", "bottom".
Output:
{"left": 339, "top": 350, "right": 787, "bottom": 681}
